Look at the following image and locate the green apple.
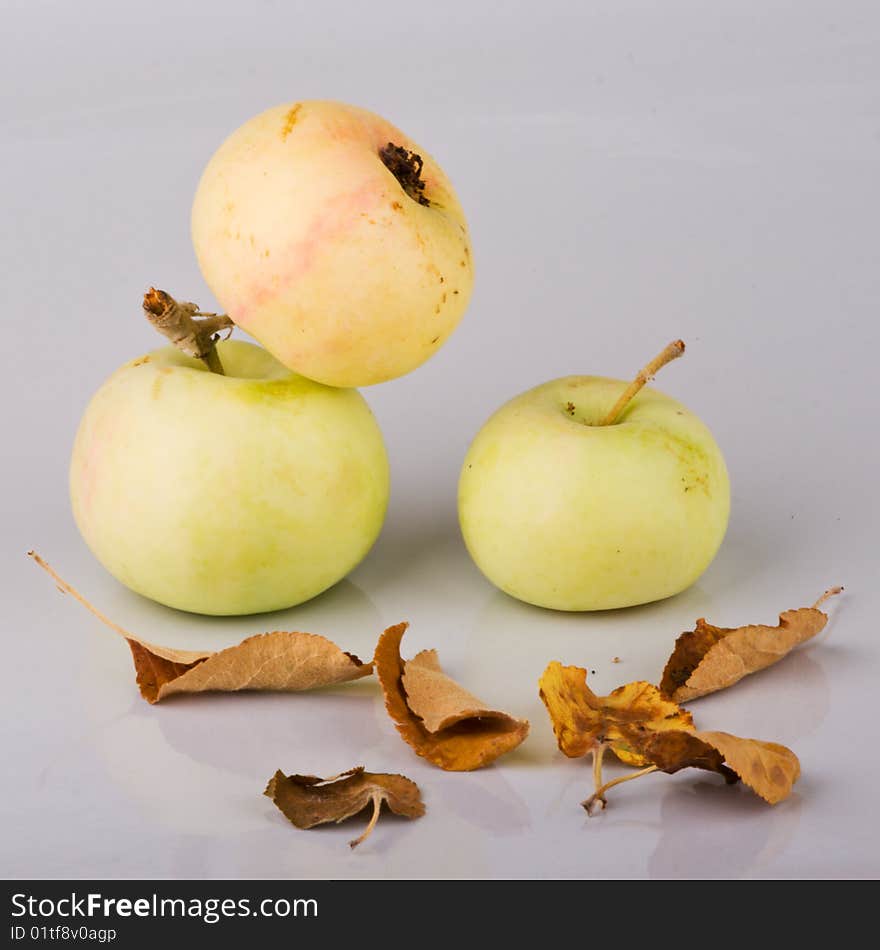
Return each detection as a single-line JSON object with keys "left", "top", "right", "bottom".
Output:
{"left": 458, "top": 359, "right": 730, "bottom": 611}
{"left": 70, "top": 340, "right": 389, "bottom": 615}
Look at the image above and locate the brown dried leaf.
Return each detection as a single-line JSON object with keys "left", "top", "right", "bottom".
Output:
{"left": 375, "top": 622, "right": 530, "bottom": 771}
{"left": 538, "top": 661, "right": 693, "bottom": 766}
{"left": 660, "top": 587, "right": 843, "bottom": 702}
{"left": 264, "top": 767, "right": 424, "bottom": 848}
{"left": 128, "top": 631, "right": 371, "bottom": 703}
{"left": 643, "top": 730, "right": 800, "bottom": 804}
{"left": 30, "top": 552, "right": 372, "bottom": 703}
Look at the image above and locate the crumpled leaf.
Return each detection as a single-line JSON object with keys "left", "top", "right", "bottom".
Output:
{"left": 264, "top": 767, "right": 424, "bottom": 848}
{"left": 643, "top": 730, "right": 800, "bottom": 804}
{"left": 375, "top": 622, "right": 530, "bottom": 771}
{"left": 539, "top": 661, "right": 692, "bottom": 766}
{"left": 539, "top": 661, "right": 799, "bottom": 812}
{"left": 660, "top": 587, "right": 843, "bottom": 702}
{"left": 30, "top": 552, "right": 372, "bottom": 703}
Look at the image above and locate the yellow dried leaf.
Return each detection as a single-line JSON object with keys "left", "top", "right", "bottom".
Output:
{"left": 264, "top": 767, "right": 424, "bottom": 848}
{"left": 375, "top": 622, "right": 529, "bottom": 771}
{"left": 31, "top": 552, "right": 371, "bottom": 703}
{"left": 660, "top": 587, "right": 842, "bottom": 702}
{"left": 538, "top": 661, "right": 693, "bottom": 766}
{"left": 540, "top": 661, "right": 801, "bottom": 814}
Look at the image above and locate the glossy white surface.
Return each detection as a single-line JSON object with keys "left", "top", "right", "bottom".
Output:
{"left": 2, "top": 0, "right": 877, "bottom": 879}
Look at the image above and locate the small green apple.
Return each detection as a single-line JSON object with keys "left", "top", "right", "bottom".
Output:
{"left": 458, "top": 345, "right": 730, "bottom": 611}
{"left": 70, "top": 340, "right": 389, "bottom": 615}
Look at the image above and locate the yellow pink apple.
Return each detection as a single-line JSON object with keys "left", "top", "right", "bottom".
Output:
{"left": 191, "top": 100, "right": 474, "bottom": 387}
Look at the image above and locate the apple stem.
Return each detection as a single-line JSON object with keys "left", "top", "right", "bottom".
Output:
{"left": 142, "top": 288, "right": 234, "bottom": 375}
{"left": 599, "top": 340, "right": 686, "bottom": 426}
{"left": 582, "top": 764, "right": 659, "bottom": 816}
{"left": 812, "top": 586, "right": 844, "bottom": 610}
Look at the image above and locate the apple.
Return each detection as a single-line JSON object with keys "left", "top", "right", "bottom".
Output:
{"left": 191, "top": 100, "right": 474, "bottom": 388}
{"left": 458, "top": 344, "right": 730, "bottom": 611}
{"left": 70, "top": 340, "right": 389, "bottom": 615}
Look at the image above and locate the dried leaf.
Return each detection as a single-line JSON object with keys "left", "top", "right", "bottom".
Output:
{"left": 127, "top": 631, "right": 371, "bottom": 703}
{"left": 660, "top": 587, "right": 843, "bottom": 702}
{"left": 643, "top": 730, "right": 800, "bottom": 804}
{"left": 538, "top": 661, "right": 692, "bottom": 766}
{"left": 375, "top": 622, "right": 530, "bottom": 771}
{"left": 264, "top": 767, "right": 424, "bottom": 848}
{"left": 30, "top": 552, "right": 372, "bottom": 703}
{"left": 539, "top": 661, "right": 800, "bottom": 813}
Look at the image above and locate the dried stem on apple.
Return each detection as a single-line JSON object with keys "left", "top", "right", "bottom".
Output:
{"left": 582, "top": 763, "right": 659, "bottom": 816}
{"left": 812, "top": 586, "right": 844, "bottom": 610}
{"left": 600, "top": 339, "right": 686, "bottom": 426}
{"left": 378, "top": 142, "right": 430, "bottom": 206}
{"left": 142, "top": 288, "right": 234, "bottom": 375}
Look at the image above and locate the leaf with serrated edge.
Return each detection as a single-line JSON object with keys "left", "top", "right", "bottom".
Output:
{"left": 375, "top": 622, "right": 529, "bottom": 771}
{"left": 264, "top": 767, "right": 424, "bottom": 848}
{"left": 660, "top": 588, "right": 842, "bottom": 702}
{"left": 30, "top": 552, "right": 371, "bottom": 703}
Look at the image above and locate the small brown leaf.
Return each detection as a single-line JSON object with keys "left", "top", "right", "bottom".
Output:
{"left": 264, "top": 767, "right": 425, "bottom": 848}
{"left": 375, "top": 622, "right": 529, "bottom": 771}
{"left": 539, "top": 661, "right": 693, "bottom": 766}
{"left": 30, "top": 552, "right": 371, "bottom": 703}
{"left": 660, "top": 587, "right": 843, "bottom": 702}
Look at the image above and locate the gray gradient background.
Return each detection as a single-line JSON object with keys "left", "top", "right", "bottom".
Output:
{"left": 2, "top": 0, "right": 878, "bottom": 878}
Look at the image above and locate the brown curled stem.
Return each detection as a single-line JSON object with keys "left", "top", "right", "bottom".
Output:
{"left": 349, "top": 792, "right": 382, "bottom": 849}
{"left": 143, "top": 288, "right": 234, "bottom": 375}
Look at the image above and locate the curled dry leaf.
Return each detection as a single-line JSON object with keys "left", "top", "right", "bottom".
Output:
{"left": 375, "top": 622, "right": 530, "bottom": 771}
{"left": 642, "top": 731, "right": 800, "bottom": 805}
{"left": 660, "top": 587, "right": 843, "bottom": 702}
{"left": 30, "top": 552, "right": 371, "bottom": 703}
{"left": 539, "top": 662, "right": 799, "bottom": 814}
{"left": 264, "top": 767, "right": 425, "bottom": 849}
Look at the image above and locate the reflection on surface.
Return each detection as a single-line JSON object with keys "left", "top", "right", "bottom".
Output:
{"left": 97, "top": 714, "right": 268, "bottom": 835}
{"left": 153, "top": 684, "right": 384, "bottom": 776}
{"left": 74, "top": 576, "right": 388, "bottom": 840}
{"left": 692, "top": 646, "right": 830, "bottom": 743}
{"left": 468, "top": 582, "right": 725, "bottom": 738}
{"left": 436, "top": 769, "right": 531, "bottom": 836}
{"left": 84, "top": 573, "right": 377, "bottom": 655}
{"left": 138, "top": 577, "right": 383, "bottom": 658}
{"left": 648, "top": 778, "right": 802, "bottom": 879}
{"left": 91, "top": 684, "right": 388, "bottom": 836}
